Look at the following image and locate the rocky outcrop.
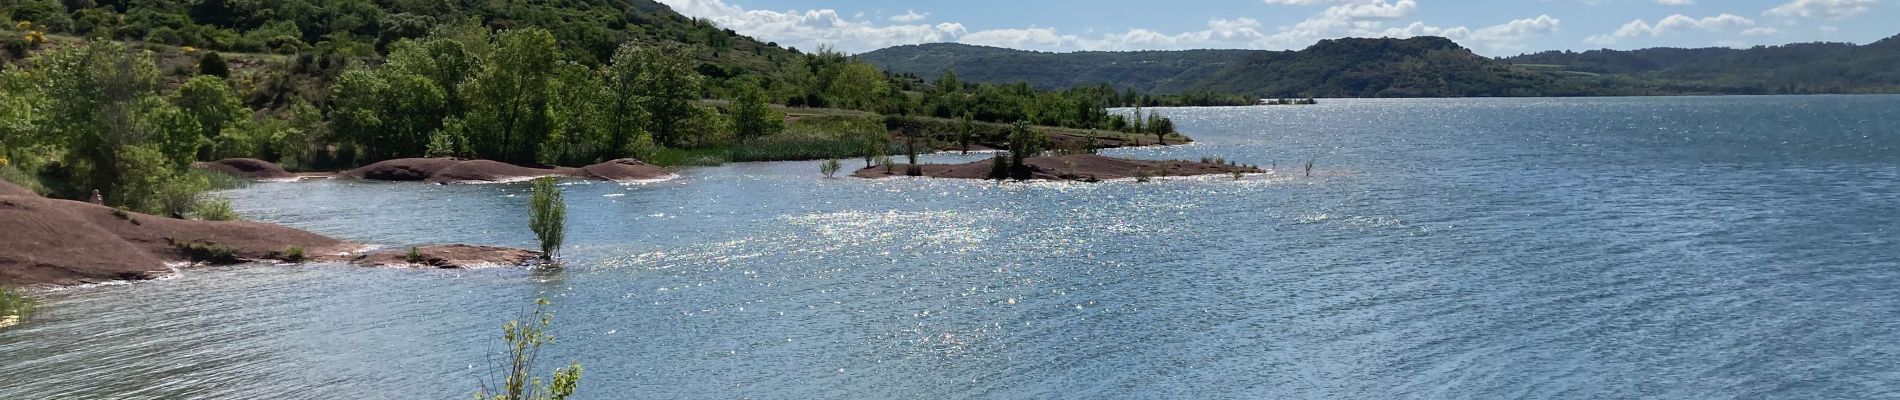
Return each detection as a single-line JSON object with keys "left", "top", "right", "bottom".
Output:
{"left": 854, "top": 154, "right": 1261, "bottom": 182}
{"left": 0, "top": 194, "right": 352, "bottom": 287}
{"left": 193, "top": 158, "right": 297, "bottom": 180}
{"left": 576, "top": 159, "right": 673, "bottom": 182}
{"left": 346, "top": 158, "right": 672, "bottom": 183}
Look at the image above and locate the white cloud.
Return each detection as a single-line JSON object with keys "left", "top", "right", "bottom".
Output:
{"left": 889, "top": 10, "right": 928, "bottom": 23}
{"left": 1655, "top": 0, "right": 1695, "bottom": 5}
{"left": 1585, "top": 13, "right": 1755, "bottom": 44}
{"left": 658, "top": 0, "right": 1558, "bottom": 55}
{"left": 1764, "top": 0, "right": 1877, "bottom": 19}
{"left": 1741, "top": 27, "right": 1782, "bottom": 35}
{"left": 656, "top": 0, "right": 965, "bottom": 52}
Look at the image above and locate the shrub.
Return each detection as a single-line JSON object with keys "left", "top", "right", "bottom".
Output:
{"left": 190, "top": 197, "right": 241, "bottom": 221}
{"left": 0, "top": 287, "right": 33, "bottom": 325}
{"left": 1134, "top": 169, "right": 1154, "bottom": 183}
{"left": 477, "top": 298, "right": 583, "bottom": 400}
{"left": 820, "top": 158, "right": 841, "bottom": 178}
{"left": 172, "top": 239, "right": 239, "bottom": 264}
{"left": 528, "top": 177, "right": 566, "bottom": 261}
{"left": 282, "top": 245, "right": 305, "bottom": 262}
{"left": 406, "top": 246, "right": 423, "bottom": 263}
{"left": 199, "top": 51, "right": 230, "bottom": 78}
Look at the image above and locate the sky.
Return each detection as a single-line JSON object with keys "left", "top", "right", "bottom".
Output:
{"left": 654, "top": 0, "right": 1897, "bottom": 56}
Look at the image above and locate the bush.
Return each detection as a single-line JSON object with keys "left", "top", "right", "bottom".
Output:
{"left": 199, "top": 52, "right": 229, "bottom": 77}
{"left": 282, "top": 245, "right": 305, "bottom": 262}
{"left": 0, "top": 287, "right": 33, "bottom": 325}
{"left": 477, "top": 298, "right": 583, "bottom": 400}
{"left": 406, "top": 246, "right": 423, "bottom": 263}
{"left": 190, "top": 197, "right": 241, "bottom": 221}
{"left": 820, "top": 158, "right": 841, "bottom": 178}
{"left": 172, "top": 239, "right": 239, "bottom": 264}
{"left": 528, "top": 177, "right": 566, "bottom": 261}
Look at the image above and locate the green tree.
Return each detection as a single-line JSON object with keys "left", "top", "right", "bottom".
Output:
{"left": 827, "top": 62, "right": 888, "bottom": 110}
{"left": 34, "top": 41, "right": 202, "bottom": 207}
{"left": 328, "top": 67, "right": 447, "bottom": 160}
{"left": 527, "top": 176, "right": 566, "bottom": 261}
{"left": 728, "top": 77, "right": 783, "bottom": 141}
{"left": 632, "top": 44, "right": 703, "bottom": 147}
{"left": 600, "top": 44, "right": 654, "bottom": 158}
{"left": 461, "top": 28, "right": 558, "bottom": 163}
{"left": 542, "top": 62, "right": 610, "bottom": 165}
{"left": 174, "top": 75, "right": 248, "bottom": 160}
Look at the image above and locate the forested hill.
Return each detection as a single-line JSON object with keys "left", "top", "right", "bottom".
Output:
{"left": 859, "top": 37, "right": 1591, "bottom": 98}
{"left": 856, "top": 43, "right": 1258, "bottom": 94}
{"left": 860, "top": 35, "right": 1900, "bottom": 97}
{"left": 1501, "top": 34, "right": 1900, "bottom": 94}
{"left": 1, "top": 0, "right": 803, "bottom": 70}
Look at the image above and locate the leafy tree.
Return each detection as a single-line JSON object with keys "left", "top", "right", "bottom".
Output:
{"left": 462, "top": 28, "right": 558, "bottom": 163}
{"left": 632, "top": 44, "right": 703, "bottom": 147}
{"left": 34, "top": 41, "right": 202, "bottom": 208}
{"left": 174, "top": 75, "right": 248, "bottom": 160}
{"left": 728, "top": 77, "right": 783, "bottom": 141}
{"left": 600, "top": 43, "right": 654, "bottom": 157}
{"left": 542, "top": 61, "right": 611, "bottom": 165}
{"left": 527, "top": 177, "right": 566, "bottom": 261}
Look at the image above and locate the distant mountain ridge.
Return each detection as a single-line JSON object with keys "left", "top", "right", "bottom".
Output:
{"left": 857, "top": 35, "right": 1900, "bottom": 97}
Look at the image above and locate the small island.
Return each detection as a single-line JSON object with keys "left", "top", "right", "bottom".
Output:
{"left": 855, "top": 154, "right": 1260, "bottom": 182}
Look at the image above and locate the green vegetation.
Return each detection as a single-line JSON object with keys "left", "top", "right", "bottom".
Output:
{"left": 1, "top": 287, "right": 32, "bottom": 325}
{"left": 406, "top": 246, "right": 422, "bottom": 263}
{"left": 820, "top": 158, "right": 841, "bottom": 178}
{"left": 171, "top": 238, "right": 238, "bottom": 264}
{"left": 189, "top": 196, "right": 240, "bottom": 221}
{"left": 0, "top": 0, "right": 1192, "bottom": 214}
{"left": 478, "top": 298, "right": 582, "bottom": 400}
{"left": 281, "top": 245, "right": 305, "bottom": 262}
{"left": 527, "top": 177, "right": 565, "bottom": 261}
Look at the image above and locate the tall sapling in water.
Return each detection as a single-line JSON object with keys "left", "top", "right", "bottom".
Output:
{"left": 528, "top": 177, "right": 567, "bottom": 261}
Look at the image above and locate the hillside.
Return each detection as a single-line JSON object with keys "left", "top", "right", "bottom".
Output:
{"left": 1, "top": 0, "right": 803, "bottom": 72}
{"left": 860, "top": 37, "right": 1591, "bottom": 98}
{"left": 1502, "top": 34, "right": 1900, "bottom": 94}
{"left": 857, "top": 43, "right": 1256, "bottom": 94}
{"left": 861, "top": 35, "right": 1900, "bottom": 97}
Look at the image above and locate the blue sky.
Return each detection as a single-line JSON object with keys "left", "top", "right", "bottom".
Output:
{"left": 656, "top": 0, "right": 1896, "bottom": 56}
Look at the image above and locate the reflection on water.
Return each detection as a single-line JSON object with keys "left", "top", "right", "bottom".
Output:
{"left": 4, "top": 96, "right": 1899, "bottom": 399}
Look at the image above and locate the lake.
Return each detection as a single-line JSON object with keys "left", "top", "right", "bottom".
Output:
{"left": 3, "top": 96, "right": 1897, "bottom": 399}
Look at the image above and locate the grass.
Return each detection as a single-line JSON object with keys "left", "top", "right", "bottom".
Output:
{"left": 281, "top": 245, "right": 305, "bottom": 262}
{"left": 1, "top": 287, "right": 33, "bottom": 326}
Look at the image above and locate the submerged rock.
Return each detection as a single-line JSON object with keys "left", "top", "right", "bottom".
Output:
{"left": 352, "top": 245, "right": 541, "bottom": 269}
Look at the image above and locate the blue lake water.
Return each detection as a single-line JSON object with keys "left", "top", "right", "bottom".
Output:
{"left": 3, "top": 96, "right": 1897, "bottom": 399}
